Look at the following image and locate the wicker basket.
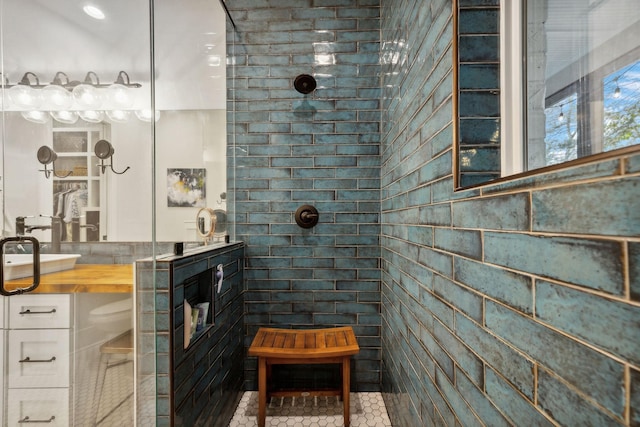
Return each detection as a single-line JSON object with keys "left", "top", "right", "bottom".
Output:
{"left": 73, "top": 166, "right": 88, "bottom": 176}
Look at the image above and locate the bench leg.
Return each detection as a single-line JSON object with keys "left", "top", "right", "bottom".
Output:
{"left": 258, "top": 357, "right": 267, "bottom": 427}
{"left": 342, "top": 356, "right": 351, "bottom": 427}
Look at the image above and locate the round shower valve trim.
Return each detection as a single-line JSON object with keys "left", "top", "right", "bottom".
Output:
{"left": 295, "top": 205, "right": 319, "bottom": 228}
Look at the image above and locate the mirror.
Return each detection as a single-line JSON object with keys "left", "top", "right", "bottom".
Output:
{"left": 213, "top": 209, "right": 227, "bottom": 235}
{"left": 196, "top": 208, "right": 217, "bottom": 244}
{"left": 195, "top": 206, "right": 228, "bottom": 243}
{"left": 1, "top": 0, "right": 229, "bottom": 243}
{"left": 455, "top": 0, "right": 640, "bottom": 189}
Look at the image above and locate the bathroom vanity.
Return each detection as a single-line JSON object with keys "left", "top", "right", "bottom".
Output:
{"left": 2, "top": 264, "right": 132, "bottom": 426}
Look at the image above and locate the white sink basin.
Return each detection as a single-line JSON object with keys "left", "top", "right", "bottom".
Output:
{"left": 3, "top": 254, "right": 81, "bottom": 280}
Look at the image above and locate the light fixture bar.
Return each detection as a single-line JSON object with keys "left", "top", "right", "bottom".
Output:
{"left": 2, "top": 71, "right": 142, "bottom": 90}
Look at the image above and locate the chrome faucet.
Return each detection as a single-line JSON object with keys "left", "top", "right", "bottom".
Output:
{"left": 15, "top": 215, "right": 61, "bottom": 253}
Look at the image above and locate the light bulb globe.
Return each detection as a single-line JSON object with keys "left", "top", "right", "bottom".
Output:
{"left": 72, "top": 84, "right": 103, "bottom": 109}
{"left": 21, "top": 110, "right": 50, "bottom": 124}
{"left": 50, "top": 110, "right": 79, "bottom": 124}
{"left": 8, "top": 85, "right": 42, "bottom": 109}
{"left": 135, "top": 109, "right": 161, "bottom": 122}
{"left": 106, "top": 110, "right": 131, "bottom": 123}
{"left": 107, "top": 83, "right": 133, "bottom": 109}
{"left": 78, "top": 110, "right": 105, "bottom": 123}
{"left": 43, "top": 85, "right": 73, "bottom": 110}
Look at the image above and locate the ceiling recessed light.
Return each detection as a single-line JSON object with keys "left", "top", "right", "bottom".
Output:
{"left": 83, "top": 5, "right": 105, "bottom": 20}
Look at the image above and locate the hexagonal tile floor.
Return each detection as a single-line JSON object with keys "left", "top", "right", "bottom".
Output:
{"left": 229, "top": 391, "right": 392, "bottom": 427}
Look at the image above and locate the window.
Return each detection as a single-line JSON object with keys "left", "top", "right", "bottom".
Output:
{"left": 502, "top": 0, "right": 640, "bottom": 175}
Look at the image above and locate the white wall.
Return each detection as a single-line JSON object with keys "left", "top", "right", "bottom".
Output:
{"left": 106, "top": 109, "right": 227, "bottom": 242}
{"left": 3, "top": 115, "right": 54, "bottom": 237}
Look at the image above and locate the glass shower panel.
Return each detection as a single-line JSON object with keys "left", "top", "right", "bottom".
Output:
{"left": 0, "top": 1, "right": 154, "bottom": 425}
{"left": 153, "top": 0, "right": 228, "bottom": 245}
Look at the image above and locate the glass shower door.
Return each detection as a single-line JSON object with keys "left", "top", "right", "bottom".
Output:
{"left": 0, "top": 1, "right": 153, "bottom": 425}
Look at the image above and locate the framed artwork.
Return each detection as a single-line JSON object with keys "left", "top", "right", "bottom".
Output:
{"left": 167, "top": 168, "right": 206, "bottom": 207}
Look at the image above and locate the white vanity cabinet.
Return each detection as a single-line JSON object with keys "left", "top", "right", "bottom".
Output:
{"left": 6, "top": 294, "right": 72, "bottom": 426}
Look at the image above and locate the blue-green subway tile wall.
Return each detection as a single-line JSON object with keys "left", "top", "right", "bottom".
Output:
{"left": 457, "top": 0, "right": 501, "bottom": 187}
{"left": 223, "top": 0, "right": 638, "bottom": 424}
{"left": 225, "top": 0, "right": 382, "bottom": 392}
{"left": 381, "top": 1, "right": 639, "bottom": 426}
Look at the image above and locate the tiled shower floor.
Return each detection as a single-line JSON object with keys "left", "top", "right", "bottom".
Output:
{"left": 229, "top": 391, "right": 392, "bottom": 427}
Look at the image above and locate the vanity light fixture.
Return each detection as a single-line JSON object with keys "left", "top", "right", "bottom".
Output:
{"left": 6, "top": 71, "right": 145, "bottom": 123}
{"left": 4, "top": 71, "right": 141, "bottom": 95}
{"left": 73, "top": 71, "right": 104, "bottom": 109}
{"left": 7, "top": 72, "right": 43, "bottom": 109}
{"left": 37, "top": 146, "right": 73, "bottom": 179}
{"left": 42, "top": 72, "right": 73, "bottom": 110}
{"left": 108, "top": 71, "right": 136, "bottom": 108}
{"left": 94, "top": 139, "right": 130, "bottom": 175}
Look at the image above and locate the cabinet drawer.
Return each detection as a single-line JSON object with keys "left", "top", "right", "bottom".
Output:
{"left": 7, "top": 388, "right": 69, "bottom": 426}
{"left": 8, "top": 329, "right": 70, "bottom": 388}
{"left": 9, "top": 294, "right": 71, "bottom": 329}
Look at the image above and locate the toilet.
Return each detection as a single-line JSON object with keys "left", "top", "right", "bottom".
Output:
{"left": 89, "top": 297, "right": 133, "bottom": 335}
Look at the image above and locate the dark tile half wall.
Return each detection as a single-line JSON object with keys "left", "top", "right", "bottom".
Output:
{"left": 138, "top": 242, "right": 245, "bottom": 427}
{"left": 225, "top": 0, "right": 382, "bottom": 392}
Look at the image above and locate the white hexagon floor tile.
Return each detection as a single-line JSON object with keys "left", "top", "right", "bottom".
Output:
{"left": 229, "top": 391, "right": 392, "bottom": 427}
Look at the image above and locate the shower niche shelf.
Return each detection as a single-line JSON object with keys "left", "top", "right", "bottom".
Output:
{"left": 182, "top": 267, "right": 215, "bottom": 349}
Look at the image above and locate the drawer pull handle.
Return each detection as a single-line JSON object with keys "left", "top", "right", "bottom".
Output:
{"left": 18, "top": 415, "right": 56, "bottom": 423}
{"left": 19, "top": 356, "right": 56, "bottom": 363}
{"left": 19, "top": 308, "right": 57, "bottom": 315}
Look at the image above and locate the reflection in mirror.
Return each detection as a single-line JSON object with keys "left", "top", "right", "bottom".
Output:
{"left": 455, "top": 0, "right": 640, "bottom": 189}
{"left": 213, "top": 209, "right": 227, "bottom": 235}
{"left": 196, "top": 207, "right": 217, "bottom": 244}
{"left": 2, "top": 0, "right": 229, "bottom": 245}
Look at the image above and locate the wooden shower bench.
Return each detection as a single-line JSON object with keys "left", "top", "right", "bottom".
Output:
{"left": 248, "top": 326, "right": 360, "bottom": 427}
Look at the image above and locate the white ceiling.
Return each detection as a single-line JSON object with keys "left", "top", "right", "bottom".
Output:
{"left": 2, "top": 0, "right": 228, "bottom": 110}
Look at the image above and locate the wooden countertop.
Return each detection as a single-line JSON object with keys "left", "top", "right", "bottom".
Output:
{"left": 5, "top": 264, "right": 133, "bottom": 294}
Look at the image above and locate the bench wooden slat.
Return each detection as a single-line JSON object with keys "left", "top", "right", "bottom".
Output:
{"left": 273, "top": 333, "right": 285, "bottom": 348}
{"left": 263, "top": 331, "right": 276, "bottom": 348}
{"left": 248, "top": 326, "right": 359, "bottom": 359}
{"left": 305, "top": 332, "right": 316, "bottom": 349}
{"left": 317, "top": 331, "right": 326, "bottom": 349}
{"left": 294, "top": 332, "right": 306, "bottom": 349}
{"left": 326, "top": 332, "right": 337, "bottom": 347}
{"left": 284, "top": 333, "right": 295, "bottom": 348}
